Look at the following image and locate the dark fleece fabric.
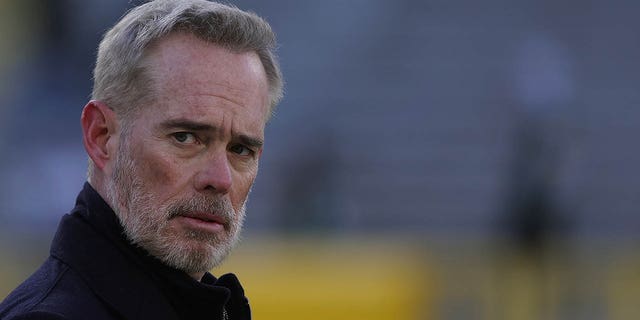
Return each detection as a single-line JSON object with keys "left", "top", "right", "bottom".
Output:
{"left": 0, "top": 183, "right": 250, "bottom": 320}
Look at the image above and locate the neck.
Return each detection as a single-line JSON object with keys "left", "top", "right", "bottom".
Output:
{"left": 87, "top": 174, "right": 110, "bottom": 207}
{"left": 190, "top": 272, "right": 205, "bottom": 281}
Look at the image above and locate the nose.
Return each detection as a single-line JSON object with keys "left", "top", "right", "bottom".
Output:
{"left": 193, "top": 152, "right": 232, "bottom": 194}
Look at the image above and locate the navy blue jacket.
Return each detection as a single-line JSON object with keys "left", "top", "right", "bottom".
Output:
{"left": 0, "top": 183, "right": 250, "bottom": 320}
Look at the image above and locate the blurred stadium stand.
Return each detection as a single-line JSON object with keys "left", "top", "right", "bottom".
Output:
{"left": 1, "top": 0, "right": 640, "bottom": 319}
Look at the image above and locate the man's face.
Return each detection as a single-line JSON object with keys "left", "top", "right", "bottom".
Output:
{"left": 106, "top": 32, "right": 270, "bottom": 275}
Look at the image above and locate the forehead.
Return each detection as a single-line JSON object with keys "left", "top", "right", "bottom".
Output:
{"left": 141, "top": 32, "right": 270, "bottom": 126}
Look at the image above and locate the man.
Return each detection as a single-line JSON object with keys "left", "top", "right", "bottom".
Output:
{"left": 0, "top": 1, "right": 283, "bottom": 319}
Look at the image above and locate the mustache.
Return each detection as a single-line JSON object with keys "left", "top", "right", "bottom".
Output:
{"left": 166, "top": 196, "right": 235, "bottom": 223}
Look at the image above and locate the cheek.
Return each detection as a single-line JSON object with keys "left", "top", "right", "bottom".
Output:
{"left": 134, "top": 146, "right": 185, "bottom": 197}
{"left": 230, "top": 170, "right": 257, "bottom": 207}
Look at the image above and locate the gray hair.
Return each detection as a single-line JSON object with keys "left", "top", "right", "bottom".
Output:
{"left": 92, "top": 0, "right": 283, "bottom": 121}
{"left": 88, "top": 0, "right": 283, "bottom": 181}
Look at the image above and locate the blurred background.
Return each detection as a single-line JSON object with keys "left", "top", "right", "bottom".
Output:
{"left": 1, "top": 0, "right": 639, "bottom": 319}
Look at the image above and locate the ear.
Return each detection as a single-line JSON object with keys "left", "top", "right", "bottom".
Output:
{"left": 81, "top": 100, "right": 118, "bottom": 172}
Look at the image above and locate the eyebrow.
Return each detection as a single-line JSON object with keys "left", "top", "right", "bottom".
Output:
{"left": 238, "top": 134, "right": 264, "bottom": 148}
{"left": 160, "top": 119, "right": 215, "bottom": 132}
{"left": 160, "top": 119, "right": 264, "bottom": 148}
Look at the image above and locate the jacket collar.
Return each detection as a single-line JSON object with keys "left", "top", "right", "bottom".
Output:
{"left": 50, "top": 183, "right": 180, "bottom": 319}
{"left": 49, "top": 183, "right": 247, "bottom": 319}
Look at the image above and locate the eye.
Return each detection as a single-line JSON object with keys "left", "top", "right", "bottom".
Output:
{"left": 229, "top": 144, "right": 253, "bottom": 156}
{"left": 172, "top": 132, "right": 197, "bottom": 144}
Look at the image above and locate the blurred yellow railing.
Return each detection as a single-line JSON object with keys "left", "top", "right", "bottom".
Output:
{"left": 213, "top": 236, "right": 432, "bottom": 320}
{"left": 4, "top": 236, "right": 640, "bottom": 319}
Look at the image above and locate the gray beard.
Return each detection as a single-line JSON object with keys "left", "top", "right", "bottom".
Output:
{"left": 105, "top": 144, "right": 246, "bottom": 275}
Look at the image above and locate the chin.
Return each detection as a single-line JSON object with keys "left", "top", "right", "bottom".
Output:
{"left": 147, "top": 232, "right": 236, "bottom": 274}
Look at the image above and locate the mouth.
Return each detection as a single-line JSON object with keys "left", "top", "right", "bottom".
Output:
{"left": 174, "top": 211, "right": 228, "bottom": 233}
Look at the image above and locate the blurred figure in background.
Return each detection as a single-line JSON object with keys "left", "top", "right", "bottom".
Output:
{"left": 494, "top": 32, "right": 575, "bottom": 320}
{"left": 0, "top": 1, "right": 282, "bottom": 319}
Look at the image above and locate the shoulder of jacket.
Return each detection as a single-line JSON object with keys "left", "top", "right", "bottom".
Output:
{"left": 0, "top": 257, "right": 72, "bottom": 319}
{"left": 6, "top": 310, "right": 69, "bottom": 320}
